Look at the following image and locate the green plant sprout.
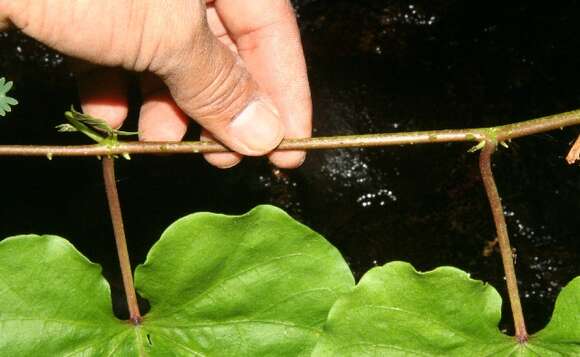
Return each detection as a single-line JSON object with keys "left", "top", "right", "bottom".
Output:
{"left": 57, "top": 107, "right": 137, "bottom": 159}
{"left": 0, "top": 77, "right": 18, "bottom": 117}
{"left": 57, "top": 107, "right": 137, "bottom": 143}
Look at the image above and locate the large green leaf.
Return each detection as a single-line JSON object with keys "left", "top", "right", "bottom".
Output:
{"left": 0, "top": 205, "right": 355, "bottom": 356}
{"left": 312, "top": 262, "right": 580, "bottom": 356}
{"left": 0, "top": 235, "right": 136, "bottom": 355}
{"left": 530, "top": 276, "right": 580, "bottom": 355}
{"left": 134, "top": 205, "right": 355, "bottom": 355}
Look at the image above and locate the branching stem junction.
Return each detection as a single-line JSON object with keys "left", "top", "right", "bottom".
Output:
{"left": 4, "top": 108, "right": 580, "bottom": 338}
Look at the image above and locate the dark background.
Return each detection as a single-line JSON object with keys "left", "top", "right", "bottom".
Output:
{"left": 1, "top": 1, "right": 579, "bottom": 334}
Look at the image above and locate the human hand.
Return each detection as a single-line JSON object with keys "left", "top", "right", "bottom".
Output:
{"left": 0, "top": 0, "right": 311, "bottom": 168}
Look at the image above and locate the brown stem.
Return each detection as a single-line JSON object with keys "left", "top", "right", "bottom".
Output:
{"left": 102, "top": 157, "right": 142, "bottom": 325}
{"left": 479, "top": 141, "right": 528, "bottom": 342}
{"left": 0, "top": 131, "right": 486, "bottom": 157}
{"left": 0, "top": 108, "right": 579, "bottom": 157}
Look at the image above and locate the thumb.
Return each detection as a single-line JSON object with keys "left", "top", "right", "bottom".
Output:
{"left": 154, "top": 25, "right": 284, "bottom": 156}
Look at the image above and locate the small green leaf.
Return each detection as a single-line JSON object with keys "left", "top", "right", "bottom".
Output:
{"left": 0, "top": 77, "right": 18, "bottom": 117}
{"left": 313, "top": 262, "right": 580, "bottom": 356}
{"left": 0, "top": 205, "right": 355, "bottom": 356}
{"left": 67, "top": 107, "right": 137, "bottom": 136}
{"left": 55, "top": 123, "right": 79, "bottom": 132}
{"left": 58, "top": 107, "right": 137, "bottom": 143}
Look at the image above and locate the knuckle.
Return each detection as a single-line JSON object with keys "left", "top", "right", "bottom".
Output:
{"left": 171, "top": 49, "right": 256, "bottom": 126}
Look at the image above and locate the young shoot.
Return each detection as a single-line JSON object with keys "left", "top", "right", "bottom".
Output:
{"left": 57, "top": 107, "right": 137, "bottom": 143}
{"left": 57, "top": 108, "right": 137, "bottom": 159}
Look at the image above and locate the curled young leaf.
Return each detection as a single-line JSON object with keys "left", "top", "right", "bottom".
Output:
{"left": 57, "top": 107, "right": 138, "bottom": 143}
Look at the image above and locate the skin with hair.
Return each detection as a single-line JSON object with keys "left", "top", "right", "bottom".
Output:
{"left": 0, "top": 0, "right": 312, "bottom": 168}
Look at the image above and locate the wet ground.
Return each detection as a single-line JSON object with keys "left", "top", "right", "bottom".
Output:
{"left": 1, "top": 1, "right": 579, "bottom": 334}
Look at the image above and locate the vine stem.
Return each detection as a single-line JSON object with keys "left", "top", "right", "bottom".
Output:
{"left": 102, "top": 157, "right": 142, "bottom": 325}
{"left": 479, "top": 141, "right": 528, "bottom": 343}
{"left": 0, "top": 108, "right": 579, "bottom": 157}
{"left": 4, "top": 108, "right": 577, "bottom": 338}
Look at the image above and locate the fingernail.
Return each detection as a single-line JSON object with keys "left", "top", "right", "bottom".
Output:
{"left": 203, "top": 152, "right": 242, "bottom": 169}
{"left": 217, "top": 159, "right": 242, "bottom": 169}
{"left": 294, "top": 151, "right": 307, "bottom": 167}
{"left": 229, "top": 100, "right": 284, "bottom": 155}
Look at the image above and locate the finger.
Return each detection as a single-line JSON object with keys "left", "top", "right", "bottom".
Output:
{"left": 138, "top": 73, "right": 188, "bottom": 142}
{"left": 157, "top": 4, "right": 284, "bottom": 157}
{"left": 141, "top": 75, "right": 243, "bottom": 168}
{"left": 1, "top": 0, "right": 207, "bottom": 71}
{"left": 201, "top": 129, "right": 242, "bottom": 169}
{"left": 212, "top": 0, "right": 312, "bottom": 168}
{"left": 0, "top": 2, "right": 10, "bottom": 31}
{"left": 77, "top": 67, "right": 129, "bottom": 129}
{"left": 1, "top": 0, "right": 135, "bottom": 67}
{"left": 206, "top": 5, "right": 237, "bottom": 52}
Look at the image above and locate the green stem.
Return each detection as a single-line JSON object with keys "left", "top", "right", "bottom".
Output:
{"left": 102, "top": 157, "right": 142, "bottom": 325}
{"left": 0, "top": 108, "right": 579, "bottom": 157}
{"left": 479, "top": 141, "right": 528, "bottom": 343}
